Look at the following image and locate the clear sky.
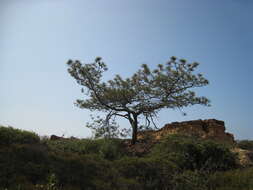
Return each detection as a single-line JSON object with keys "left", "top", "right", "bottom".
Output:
{"left": 0, "top": 0, "right": 252, "bottom": 139}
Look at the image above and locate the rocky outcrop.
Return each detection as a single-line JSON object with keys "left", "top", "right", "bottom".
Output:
{"left": 232, "top": 148, "right": 253, "bottom": 167}
{"left": 50, "top": 135, "right": 64, "bottom": 141}
{"left": 137, "top": 119, "right": 235, "bottom": 144}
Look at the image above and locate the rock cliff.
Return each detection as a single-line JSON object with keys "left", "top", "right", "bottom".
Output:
{"left": 137, "top": 119, "right": 235, "bottom": 144}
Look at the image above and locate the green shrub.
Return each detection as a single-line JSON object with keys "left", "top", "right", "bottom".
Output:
{"left": 46, "top": 138, "right": 99, "bottom": 154}
{"left": 46, "top": 138, "right": 126, "bottom": 160}
{"left": 237, "top": 140, "right": 253, "bottom": 151}
{"left": 172, "top": 171, "right": 208, "bottom": 190}
{"left": 208, "top": 167, "right": 253, "bottom": 190}
{"left": 116, "top": 156, "right": 177, "bottom": 190}
{"left": 49, "top": 152, "right": 94, "bottom": 188}
{"left": 49, "top": 153, "right": 128, "bottom": 190}
{"left": 0, "top": 126, "right": 250, "bottom": 190}
{"left": 35, "top": 174, "right": 58, "bottom": 190}
{"left": 0, "top": 144, "right": 50, "bottom": 188}
{"left": 0, "top": 126, "right": 40, "bottom": 145}
{"left": 151, "top": 135, "right": 238, "bottom": 172}
{"left": 96, "top": 138, "right": 126, "bottom": 160}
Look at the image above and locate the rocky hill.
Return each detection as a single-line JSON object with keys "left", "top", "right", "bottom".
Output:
{"left": 137, "top": 119, "right": 235, "bottom": 144}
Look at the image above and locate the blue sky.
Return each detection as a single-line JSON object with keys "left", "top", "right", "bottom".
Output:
{"left": 0, "top": 0, "right": 252, "bottom": 139}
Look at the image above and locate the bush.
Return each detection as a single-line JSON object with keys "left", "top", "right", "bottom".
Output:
{"left": 237, "top": 140, "right": 253, "bottom": 151}
{"left": 46, "top": 138, "right": 126, "bottom": 160}
{"left": 0, "top": 144, "right": 50, "bottom": 188}
{"left": 116, "top": 156, "right": 177, "bottom": 190}
{"left": 49, "top": 153, "right": 95, "bottom": 189}
{"left": 49, "top": 153, "right": 123, "bottom": 190}
{"left": 0, "top": 126, "right": 40, "bottom": 145}
{"left": 208, "top": 167, "right": 253, "bottom": 190}
{"left": 0, "top": 126, "right": 250, "bottom": 190}
{"left": 172, "top": 171, "right": 208, "bottom": 190}
{"left": 151, "top": 135, "right": 238, "bottom": 172}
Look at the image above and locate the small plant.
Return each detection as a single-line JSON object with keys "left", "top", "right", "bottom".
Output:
{"left": 35, "top": 174, "right": 59, "bottom": 190}
{"left": 47, "top": 174, "right": 58, "bottom": 190}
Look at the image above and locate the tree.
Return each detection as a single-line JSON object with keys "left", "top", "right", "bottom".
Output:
{"left": 86, "top": 115, "right": 130, "bottom": 139}
{"left": 66, "top": 56, "right": 210, "bottom": 144}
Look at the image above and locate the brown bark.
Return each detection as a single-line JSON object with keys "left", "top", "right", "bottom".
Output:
{"left": 131, "top": 114, "right": 138, "bottom": 145}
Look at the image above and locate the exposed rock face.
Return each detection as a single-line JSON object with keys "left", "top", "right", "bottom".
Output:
{"left": 232, "top": 148, "right": 253, "bottom": 167}
{"left": 137, "top": 119, "right": 235, "bottom": 144}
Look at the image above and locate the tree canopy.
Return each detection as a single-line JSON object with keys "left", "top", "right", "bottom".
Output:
{"left": 67, "top": 56, "right": 210, "bottom": 144}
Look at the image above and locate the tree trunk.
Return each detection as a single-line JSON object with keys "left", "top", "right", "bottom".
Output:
{"left": 131, "top": 114, "right": 138, "bottom": 145}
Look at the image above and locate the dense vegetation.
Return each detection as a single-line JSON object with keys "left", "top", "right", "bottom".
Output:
{"left": 0, "top": 126, "right": 252, "bottom": 190}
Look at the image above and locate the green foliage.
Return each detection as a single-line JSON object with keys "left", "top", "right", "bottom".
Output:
{"left": 172, "top": 171, "right": 208, "bottom": 190}
{"left": 0, "top": 126, "right": 40, "bottom": 145}
{"left": 151, "top": 135, "right": 238, "bottom": 172}
{"left": 86, "top": 115, "right": 130, "bottom": 139}
{"left": 35, "top": 174, "right": 58, "bottom": 190}
{"left": 49, "top": 153, "right": 96, "bottom": 188}
{"left": 46, "top": 138, "right": 126, "bottom": 160}
{"left": 0, "top": 144, "right": 50, "bottom": 188}
{"left": 66, "top": 56, "right": 210, "bottom": 144}
{"left": 0, "top": 126, "right": 252, "bottom": 190}
{"left": 237, "top": 140, "right": 253, "bottom": 151}
{"left": 208, "top": 167, "right": 253, "bottom": 190}
{"left": 116, "top": 157, "right": 177, "bottom": 190}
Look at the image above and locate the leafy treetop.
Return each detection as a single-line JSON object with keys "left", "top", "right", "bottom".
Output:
{"left": 67, "top": 56, "right": 210, "bottom": 144}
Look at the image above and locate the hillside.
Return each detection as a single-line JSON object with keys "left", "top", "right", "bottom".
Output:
{"left": 0, "top": 122, "right": 253, "bottom": 190}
